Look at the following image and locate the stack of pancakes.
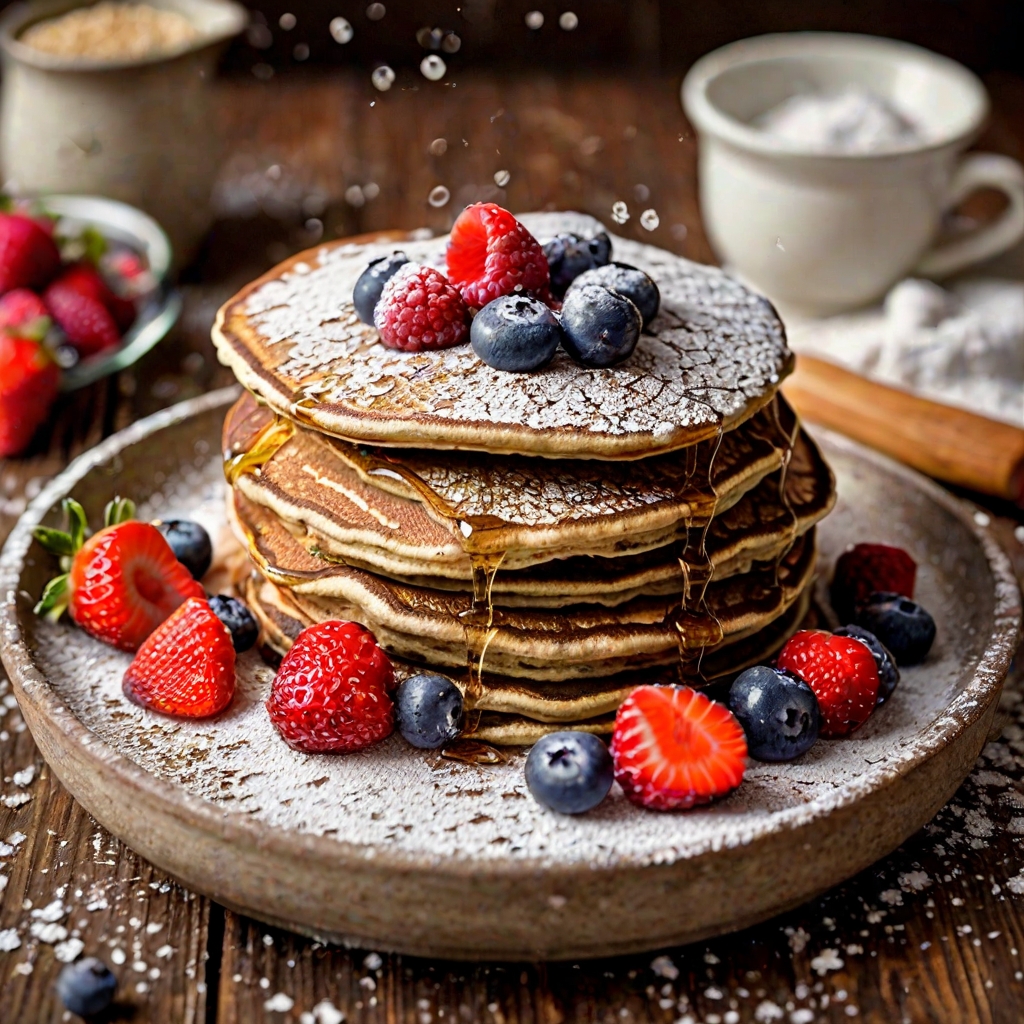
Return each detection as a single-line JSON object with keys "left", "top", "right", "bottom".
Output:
{"left": 212, "top": 212, "right": 835, "bottom": 745}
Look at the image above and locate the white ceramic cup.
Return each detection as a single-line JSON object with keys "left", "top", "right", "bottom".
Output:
{"left": 682, "top": 33, "right": 1024, "bottom": 315}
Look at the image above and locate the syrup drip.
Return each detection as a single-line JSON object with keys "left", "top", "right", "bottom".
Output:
{"left": 224, "top": 415, "right": 295, "bottom": 486}
{"left": 440, "top": 739, "right": 508, "bottom": 765}
{"left": 765, "top": 395, "right": 801, "bottom": 588}
{"left": 672, "top": 406, "right": 725, "bottom": 685}
{"left": 324, "top": 444, "right": 519, "bottom": 727}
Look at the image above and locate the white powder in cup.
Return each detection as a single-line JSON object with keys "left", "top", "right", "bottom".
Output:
{"left": 756, "top": 88, "right": 922, "bottom": 153}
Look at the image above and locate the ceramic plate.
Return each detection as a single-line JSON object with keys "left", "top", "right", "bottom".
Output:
{"left": 0, "top": 388, "right": 1019, "bottom": 960}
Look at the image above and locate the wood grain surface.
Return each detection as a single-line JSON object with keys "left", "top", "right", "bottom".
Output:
{"left": 0, "top": 69, "right": 1023, "bottom": 1022}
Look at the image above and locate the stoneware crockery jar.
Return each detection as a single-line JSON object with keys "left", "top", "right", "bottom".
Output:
{"left": 0, "top": 0, "right": 247, "bottom": 263}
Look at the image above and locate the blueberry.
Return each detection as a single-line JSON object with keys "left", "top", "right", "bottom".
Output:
{"left": 855, "top": 591, "right": 936, "bottom": 666}
{"left": 569, "top": 262, "right": 660, "bottom": 326}
{"left": 525, "top": 731, "right": 614, "bottom": 813}
{"left": 542, "top": 231, "right": 613, "bottom": 297}
{"left": 156, "top": 519, "right": 212, "bottom": 580}
{"left": 471, "top": 295, "right": 563, "bottom": 372}
{"left": 559, "top": 284, "right": 642, "bottom": 368}
{"left": 208, "top": 594, "right": 259, "bottom": 652}
{"left": 395, "top": 673, "right": 464, "bottom": 748}
{"left": 353, "top": 252, "right": 409, "bottom": 325}
{"left": 834, "top": 624, "right": 900, "bottom": 703}
{"left": 727, "top": 665, "right": 820, "bottom": 762}
{"left": 56, "top": 957, "right": 117, "bottom": 1018}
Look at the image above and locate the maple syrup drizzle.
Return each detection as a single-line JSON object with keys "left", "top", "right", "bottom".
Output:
{"left": 673, "top": 407, "right": 725, "bottom": 685}
{"left": 324, "top": 444, "right": 517, "bottom": 729}
{"left": 766, "top": 395, "right": 800, "bottom": 588}
{"left": 224, "top": 415, "right": 296, "bottom": 486}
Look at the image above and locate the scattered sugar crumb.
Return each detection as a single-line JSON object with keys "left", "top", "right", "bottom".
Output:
{"left": 898, "top": 870, "right": 931, "bottom": 891}
{"left": 650, "top": 955, "right": 678, "bottom": 980}
{"left": 810, "top": 949, "right": 844, "bottom": 975}
{"left": 265, "top": 993, "right": 295, "bottom": 1012}
{"left": 31, "top": 898, "right": 67, "bottom": 922}
{"left": 12, "top": 765, "right": 35, "bottom": 787}
{"left": 1006, "top": 872, "right": 1024, "bottom": 895}
{"left": 755, "top": 1001, "right": 785, "bottom": 1022}
{"left": 54, "top": 938, "right": 85, "bottom": 963}
{"left": 0, "top": 928, "right": 21, "bottom": 951}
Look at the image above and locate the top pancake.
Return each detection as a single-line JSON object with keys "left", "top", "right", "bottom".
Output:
{"left": 212, "top": 212, "right": 792, "bottom": 459}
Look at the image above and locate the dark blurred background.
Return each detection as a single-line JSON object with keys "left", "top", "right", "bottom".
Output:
{"left": 213, "top": 0, "right": 1024, "bottom": 78}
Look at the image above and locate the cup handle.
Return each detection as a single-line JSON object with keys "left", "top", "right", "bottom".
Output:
{"left": 913, "top": 152, "right": 1024, "bottom": 278}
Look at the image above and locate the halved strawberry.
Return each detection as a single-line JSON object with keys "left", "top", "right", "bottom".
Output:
{"left": 445, "top": 203, "right": 552, "bottom": 309}
{"left": 33, "top": 497, "right": 205, "bottom": 651}
{"left": 123, "top": 597, "right": 235, "bottom": 718}
{"left": 610, "top": 685, "right": 747, "bottom": 811}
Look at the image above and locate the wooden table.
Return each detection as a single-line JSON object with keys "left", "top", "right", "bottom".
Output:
{"left": 2, "top": 70, "right": 1023, "bottom": 1024}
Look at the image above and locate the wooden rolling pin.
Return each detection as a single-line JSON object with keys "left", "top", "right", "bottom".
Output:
{"left": 782, "top": 353, "right": 1024, "bottom": 504}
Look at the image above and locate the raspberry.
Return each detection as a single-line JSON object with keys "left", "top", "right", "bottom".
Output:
{"left": 777, "top": 629, "right": 880, "bottom": 737}
{"left": 830, "top": 543, "right": 916, "bottom": 623}
{"left": 373, "top": 264, "right": 469, "bottom": 352}
{"left": 446, "top": 203, "right": 552, "bottom": 309}
{"left": 266, "top": 620, "right": 395, "bottom": 752}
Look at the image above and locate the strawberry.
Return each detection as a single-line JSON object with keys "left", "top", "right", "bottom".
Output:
{"left": 776, "top": 629, "right": 880, "bottom": 737}
{"left": 830, "top": 543, "right": 916, "bottom": 623}
{"left": 267, "top": 620, "right": 395, "bottom": 753}
{"left": 33, "top": 497, "right": 205, "bottom": 651}
{"left": 55, "top": 262, "right": 136, "bottom": 333}
{"left": 44, "top": 269, "right": 122, "bottom": 357}
{"left": 0, "top": 331, "right": 59, "bottom": 456}
{"left": 610, "top": 685, "right": 747, "bottom": 811}
{"left": 0, "top": 288, "right": 51, "bottom": 339}
{"left": 0, "top": 212, "right": 61, "bottom": 295}
{"left": 446, "top": 203, "right": 552, "bottom": 309}
{"left": 123, "top": 597, "right": 235, "bottom": 718}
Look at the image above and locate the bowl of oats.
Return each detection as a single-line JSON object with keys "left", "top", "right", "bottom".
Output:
{"left": 0, "top": 0, "right": 247, "bottom": 262}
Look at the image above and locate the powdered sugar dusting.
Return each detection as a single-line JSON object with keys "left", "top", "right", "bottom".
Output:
{"left": 22, "top": 436, "right": 1014, "bottom": 868}
{"left": 220, "top": 213, "right": 789, "bottom": 452}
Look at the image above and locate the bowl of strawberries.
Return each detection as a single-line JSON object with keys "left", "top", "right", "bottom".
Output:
{"left": 0, "top": 193, "right": 180, "bottom": 457}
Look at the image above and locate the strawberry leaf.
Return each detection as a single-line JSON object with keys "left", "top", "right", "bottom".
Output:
{"left": 81, "top": 225, "right": 108, "bottom": 266}
{"left": 103, "top": 496, "right": 135, "bottom": 528}
{"left": 63, "top": 498, "right": 87, "bottom": 551}
{"left": 31, "top": 526, "right": 75, "bottom": 558}
{"left": 34, "top": 573, "right": 69, "bottom": 622}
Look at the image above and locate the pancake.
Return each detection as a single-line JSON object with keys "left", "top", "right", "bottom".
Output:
{"left": 223, "top": 392, "right": 826, "bottom": 581}
{"left": 229, "top": 423, "right": 834, "bottom": 607}
{"left": 244, "top": 574, "right": 812, "bottom": 737}
{"left": 212, "top": 212, "right": 792, "bottom": 459}
{"left": 234, "top": 499, "right": 817, "bottom": 681}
